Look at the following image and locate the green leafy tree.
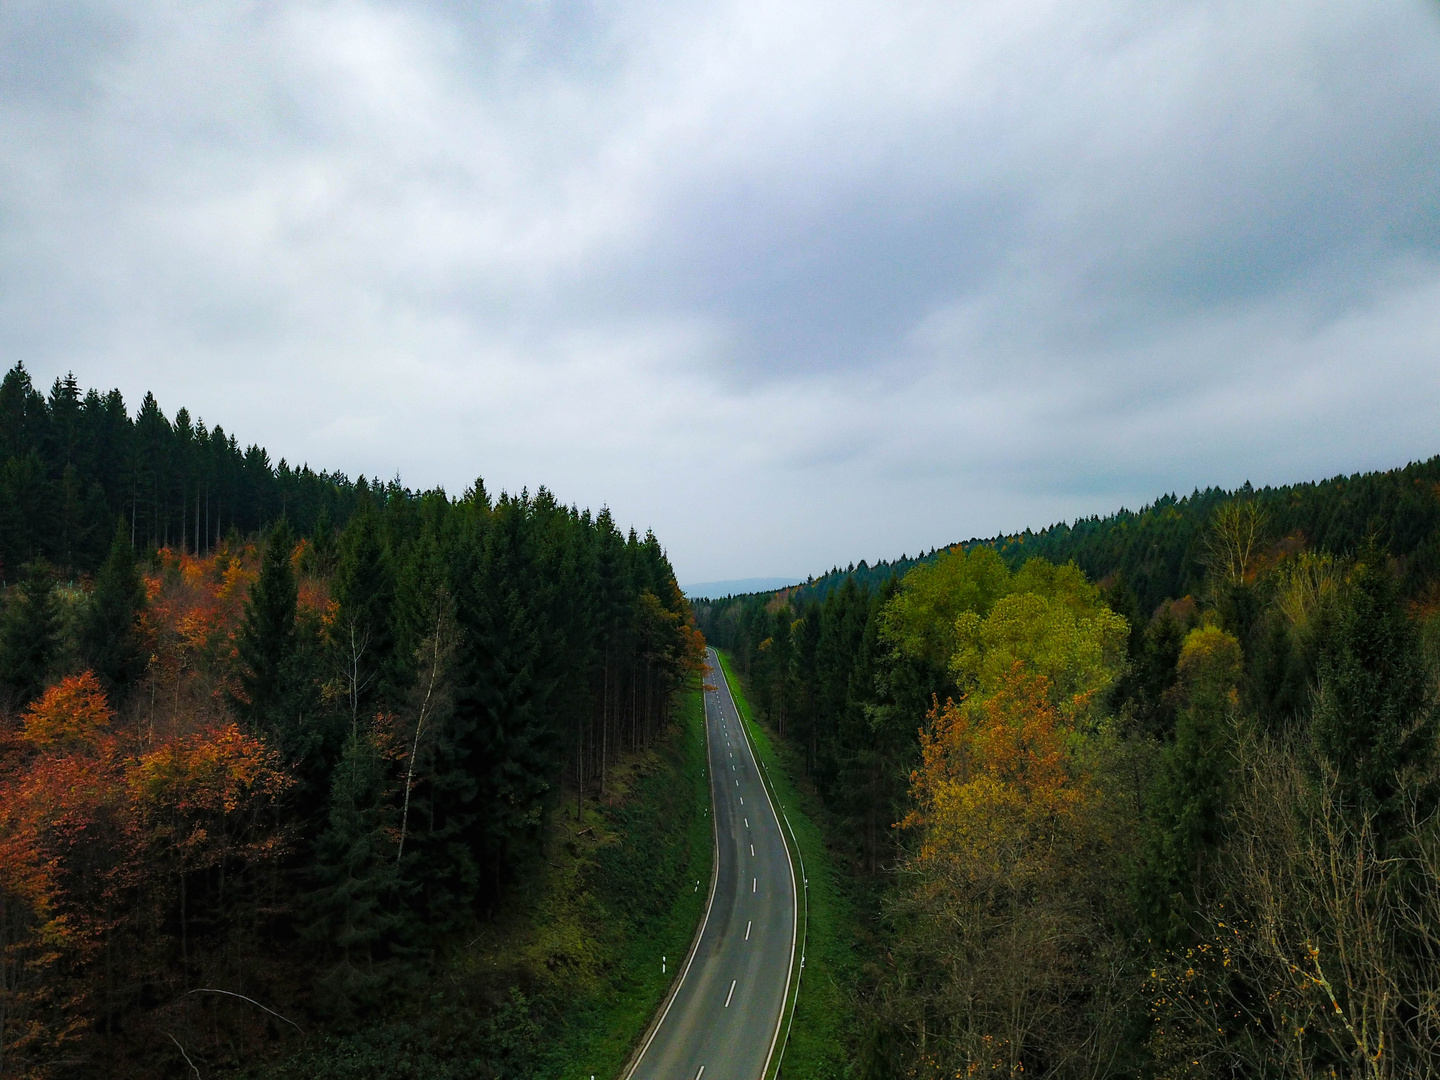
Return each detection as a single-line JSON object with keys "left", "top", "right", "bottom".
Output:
{"left": 457, "top": 493, "right": 560, "bottom": 905}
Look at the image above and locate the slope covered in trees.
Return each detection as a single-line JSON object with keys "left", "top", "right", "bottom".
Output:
{"left": 698, "top": 455, "right": 1440, "bottom": 1078}
{"left": 0, "top": 367, "right": 705, "bottom": 1078}
{"left": 0, "top": 363, "right": 368, "bottom": 577}
{"left": 738, "top": 456, "right": 1440, "bottom": 615}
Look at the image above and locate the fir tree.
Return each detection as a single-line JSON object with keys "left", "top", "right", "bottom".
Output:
{"left": 454, "top": 493, "right": 560, "bottom": 905}
{"left": 1136, "top": 626, "right": 1242, "bottom": 946}
{"left": 81, "top": 520, "right": 147, "bottom": 695}
{"left": 237, "top": 519, "right": 298, "bottom": 724}
{"left": 1312, "top": 551, "right": 1436, "bottom": 815}
{"left": 332, "top": 498, "right": 394, "bottom": 726}
{"left": 307, "top": 726, "right": 410, "bottom": 1014}
{"left": 0, "top": 560, "right": 60, "bottom": 707}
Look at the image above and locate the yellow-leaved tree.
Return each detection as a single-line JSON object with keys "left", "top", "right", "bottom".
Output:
{"left": 884, "top": 550, "right": 1141, "bottom": 1078}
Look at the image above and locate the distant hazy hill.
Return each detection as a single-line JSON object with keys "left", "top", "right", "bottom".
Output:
{"left": 682, "top": 576, "right": 801, "bottom": 598}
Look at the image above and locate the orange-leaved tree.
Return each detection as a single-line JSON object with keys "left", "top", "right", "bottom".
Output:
{"left": 1, "top": 666, "right": 292, "bottom": 1076}
{"left": 19, "top": 671, "right": 113, "bottom": 749}
{"left": 907, "top": 663, "right": 1082, "bottom": 865}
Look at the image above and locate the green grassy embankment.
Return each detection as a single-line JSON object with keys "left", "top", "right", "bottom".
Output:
{"left": 527, "top": 685, "right": 713, "bottom": 1078}
{"left": 716, "top": 651, "right": 862, "bottom": 1080}
{"left": 249, "top": 686, "right": 711, "bottom": 1080}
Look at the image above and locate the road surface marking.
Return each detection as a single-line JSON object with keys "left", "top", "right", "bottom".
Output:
{"left": 751, "top": 844, "right": 755, "bottom": 856}
{"left": 745, "top": 817, "right": 749, "bottom": 828}
{"left": 746, "top": 920, "right": 752, "bottom": 940}
{"left": 740, "top": 797, "right": 743, "bottom": 805}
{"left": 752, "top": 877, "right": 757, "bottom": 893}
{"left": 725, "top": 980, "right": 737, "bottom": 1008}
{"left": 695, "top": 1068, "right": 705, "bottom": 1080}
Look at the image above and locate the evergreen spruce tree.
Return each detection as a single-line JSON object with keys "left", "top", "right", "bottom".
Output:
{"left": 813, "top": 577, "right": 868, "bottom": 797}
{"left": 307, "top": 726, "right": 410, "bottom": 1014}
{"left": 767, "top": 606, "right": 793, "bottom": 734}
{"left": 1312, "top": 551, "right": 1436, "bottom": 816}
{"left": 81, "top": 520, "right": 147, "bottom": 695}
{"left": 845, "top": 577, "right": 918, "bottom": 875}
{"left": 303, "top": 505, "right": 339, "bottom": 577}
{"left": 0, "top": 560, "right": 60, "bottom": 708}
{"left": 1136, "top": 626, "right": 1242, "bottom": 946}
{"left": 332, "top": 498, "right": 395, "bottom": 724}
{"left": 388, "top": 523, "right": 447, "bottom": 701}
{"left": 237, "top": 519, "right": 298, "bottom": 724}
{"left": 454, "top": 494, "right": 559, "bottom": 906}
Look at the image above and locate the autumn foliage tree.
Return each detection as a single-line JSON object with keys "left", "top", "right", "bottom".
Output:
{"left": 883, "top": 553, "right": 1136, "bottom": 1077}
{"left": 1, "top": 671, "right": 290, "bottom": 1077}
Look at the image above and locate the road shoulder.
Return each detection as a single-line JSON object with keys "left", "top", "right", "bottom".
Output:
{"left": 715, "top": 651, "right": 864, "bottom": 1080}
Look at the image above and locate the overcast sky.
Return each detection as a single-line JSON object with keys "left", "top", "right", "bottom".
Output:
{"left": 3, "top": 0, "right": 1439, "bottom": 584}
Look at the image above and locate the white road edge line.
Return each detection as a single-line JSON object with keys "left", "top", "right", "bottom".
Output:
{"left": 725, "top": 979, "right": 737, "bottom": 1008}
{"left": 621, "top": 661, "right": 723, "bottom": 1080}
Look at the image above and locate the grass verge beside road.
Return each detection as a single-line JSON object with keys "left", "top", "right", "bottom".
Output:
{"left": 535, "top": 685, "right": 713, "bottom": 1078}
{"left": 717, "top": 651, "right": 862, "bottom": 1080}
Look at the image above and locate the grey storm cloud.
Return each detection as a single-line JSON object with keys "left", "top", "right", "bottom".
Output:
{"left": 2, "top": 0, "right": 1439, "bottom": 583}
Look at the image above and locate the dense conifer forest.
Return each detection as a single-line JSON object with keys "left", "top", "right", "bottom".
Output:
{"left": 777, "top": 457, "right": 1440, "bottom": 615}
{"left": 0, "top": 365, "right": 705, "bottom": 1077}
{"left": 698, "top": 454, "right": 1440, "bottom": 1078}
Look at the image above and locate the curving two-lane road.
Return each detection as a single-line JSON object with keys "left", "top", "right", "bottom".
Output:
{"left": 625, "top": 647, "right": 798, "bottom": 1080}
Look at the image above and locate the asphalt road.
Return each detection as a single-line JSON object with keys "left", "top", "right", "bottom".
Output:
{"left": 626, "top": 647, "right": 798, "bottom": 1080}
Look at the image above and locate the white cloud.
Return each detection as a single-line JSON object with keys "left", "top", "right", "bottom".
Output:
{"left": 1, "top": 0, "right": 1438, "bottom": 581}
